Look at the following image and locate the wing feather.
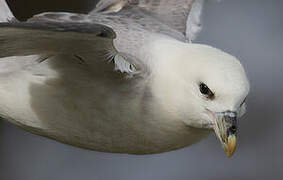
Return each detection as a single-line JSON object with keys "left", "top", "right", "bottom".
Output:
{"left": 0, "top": 22, "right": 139, "bottom": 75}
{"left": 0, "top": 0, "right": 15, "bottom": 22}
{"left": 137, "top": 0, "right": 195, "bottom": 35}
{"left": 92, "top": 0, "right": 205, "bottom": 41}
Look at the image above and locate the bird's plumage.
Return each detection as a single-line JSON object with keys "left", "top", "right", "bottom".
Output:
{"left": 0, "top": 0, "right": 249, "bottom": 155}
{"left": 0, "top": 0, "right": 14, "bottom": 22}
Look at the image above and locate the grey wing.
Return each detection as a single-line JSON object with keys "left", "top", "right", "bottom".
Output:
{"left": 92, "top": 0, "right": 204, "bottom": 42}
{"left": 0, "top": 21, "right": 140, "bottom": 75}
{"left": 138, "top": 0, "right": 196, "bottom": 37}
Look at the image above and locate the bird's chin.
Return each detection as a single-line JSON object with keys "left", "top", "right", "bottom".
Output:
{"left": 183, "top": 117, "right": 215, "bottom": 129}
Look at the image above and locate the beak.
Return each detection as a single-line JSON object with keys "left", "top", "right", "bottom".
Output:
{"left": 213, "top": 111, "right": 238, "bottom": 157}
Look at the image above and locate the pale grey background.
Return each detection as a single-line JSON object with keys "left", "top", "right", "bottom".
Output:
{"left": 0, "top": 0, "right": 282, "bottom": 179}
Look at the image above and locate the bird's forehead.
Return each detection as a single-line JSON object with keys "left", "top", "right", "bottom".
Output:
{"left": 203, "top": 61, "right": 249, "bottom": 105}
{"left": 185, "top": 44, "right": 250, "bottom": 97}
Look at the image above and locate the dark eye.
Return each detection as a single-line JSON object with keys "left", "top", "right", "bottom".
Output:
{"left": 199, "top": 83, "right": 214, "bottom": 99}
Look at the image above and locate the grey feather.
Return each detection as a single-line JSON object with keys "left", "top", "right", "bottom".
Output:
{"left": 137, "top": 0, "right": 195, "bottom": 35}
{"left": 91, "top": 0, "right": 204, "bottom": 41}
{"left": 0, "top": 22, "right": 141, "bottom": 75}
{"left": 28, "top": 11, "right": 185, "bottom": 60}
{"left": 0, "top": 22, "right": 115, "bottom": 57}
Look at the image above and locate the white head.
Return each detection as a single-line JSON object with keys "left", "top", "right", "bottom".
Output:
{"left": 150, "top": 39, "right": 250, "bottom": 156}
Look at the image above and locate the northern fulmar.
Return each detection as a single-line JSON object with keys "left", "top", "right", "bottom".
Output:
{"left": 0, "top": 0, "right": 249, "bottom": 157}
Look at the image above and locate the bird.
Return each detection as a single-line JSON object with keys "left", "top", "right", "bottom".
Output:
{"left": 0, "top": 0, "right": 249, "bottom": 157}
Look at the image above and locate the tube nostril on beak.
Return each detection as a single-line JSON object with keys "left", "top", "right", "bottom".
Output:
{"left": 229, "top": 125, "right": 237, "bottom": 134}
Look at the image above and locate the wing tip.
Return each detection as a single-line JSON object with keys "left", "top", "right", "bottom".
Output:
{"left": 0, "top": 0, "right": 16, "bottom": 23}
{"left": 186, "top": 0, "right": 204, "bottom": 42}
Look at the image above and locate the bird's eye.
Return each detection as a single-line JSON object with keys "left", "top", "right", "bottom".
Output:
{"left": 199, "top": 83, "right": 214, "bottom": 99}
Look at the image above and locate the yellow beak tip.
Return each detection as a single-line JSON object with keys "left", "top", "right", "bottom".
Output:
{"left": 224, "top": 135, "right": 237, "bottom": 157}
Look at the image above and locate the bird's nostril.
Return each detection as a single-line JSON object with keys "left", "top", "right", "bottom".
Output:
{"left": 229, "top": 125, "right": 237, "bottom": 134}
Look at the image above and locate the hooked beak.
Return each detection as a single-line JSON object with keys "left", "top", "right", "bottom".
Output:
{"left": 212, "top": 111, "right": 238, "bottom": 157}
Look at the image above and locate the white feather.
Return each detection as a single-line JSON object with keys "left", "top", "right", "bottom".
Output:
{"left": 186, "top": 0, "right": 204, "bottom": 42}
{"left": 0, "top": 0, "right": 14, "bottom": 22}
{"left": 113, "top": 54, "right": 136, "bottom": 74}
